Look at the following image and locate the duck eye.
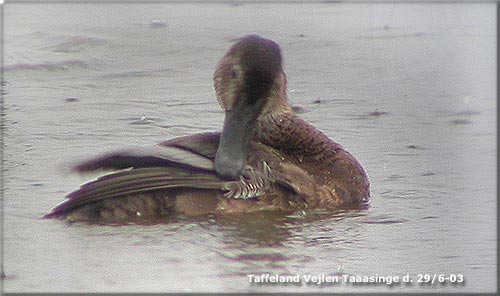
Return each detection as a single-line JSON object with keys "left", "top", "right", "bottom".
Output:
{"left": 231, "top": 69, "right": 239, "bottom": 80}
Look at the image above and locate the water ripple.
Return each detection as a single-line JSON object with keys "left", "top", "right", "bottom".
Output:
{"left": 2, "top": 59, "right": 91, "bottom": 72}
{"left": 44, "top": 35, "right": 105, "bottom": 53}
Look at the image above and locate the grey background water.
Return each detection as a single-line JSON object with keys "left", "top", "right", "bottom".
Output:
{"left": 2, "top": 3, "right": 496, "bottom": 293}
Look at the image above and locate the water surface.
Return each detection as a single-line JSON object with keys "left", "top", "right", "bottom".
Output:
{"left": 2, "top": 3, "right": 496, "bottom": 293}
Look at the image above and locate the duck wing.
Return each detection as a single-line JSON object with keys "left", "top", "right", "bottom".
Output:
{"left": 46, "top": 133, "right": 297, "bottom": 218}
{"left": 45, "top": 166, "right": 235, "bottom": 218}
{"left": 73, "top": 132, "right": 220, "bottom": 173}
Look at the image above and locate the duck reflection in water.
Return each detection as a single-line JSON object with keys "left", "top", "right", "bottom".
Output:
{"left": 45, "top": 35, "right": 370, "bottom": 223}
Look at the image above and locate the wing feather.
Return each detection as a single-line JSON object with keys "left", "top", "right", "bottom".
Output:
{"left": 46, "top": 167, "right": 228, "bottom": 218}
{"left": 73, "top": 133, "right": 220, "bottom": 173}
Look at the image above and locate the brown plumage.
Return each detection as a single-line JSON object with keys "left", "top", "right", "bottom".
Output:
{"left": 45, "top": 35, "right": 370, "bottom": 223}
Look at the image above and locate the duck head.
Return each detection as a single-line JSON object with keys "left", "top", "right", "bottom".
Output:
{"left": 213, "top": 35, "right": 284, "bottom": 180}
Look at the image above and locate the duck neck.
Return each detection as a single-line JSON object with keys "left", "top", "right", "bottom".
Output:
{"left": 254, "top": 74, "right": 341, "bottom": 161}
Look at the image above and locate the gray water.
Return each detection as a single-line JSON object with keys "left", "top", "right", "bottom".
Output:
{"left": 2, "top": 3, "right": 496, "bottom": 293}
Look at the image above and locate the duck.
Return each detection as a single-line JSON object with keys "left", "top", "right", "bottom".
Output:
{"left": 45, "top": 35, "right": 370, "bottom": 222}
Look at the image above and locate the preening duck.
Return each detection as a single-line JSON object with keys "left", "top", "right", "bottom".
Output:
{"left": 46, "top": 35, "right": 370, "bottom": 222}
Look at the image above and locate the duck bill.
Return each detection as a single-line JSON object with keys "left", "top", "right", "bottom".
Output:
{"left": 214, "top": 100, "right": 262, "bottom": 180}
